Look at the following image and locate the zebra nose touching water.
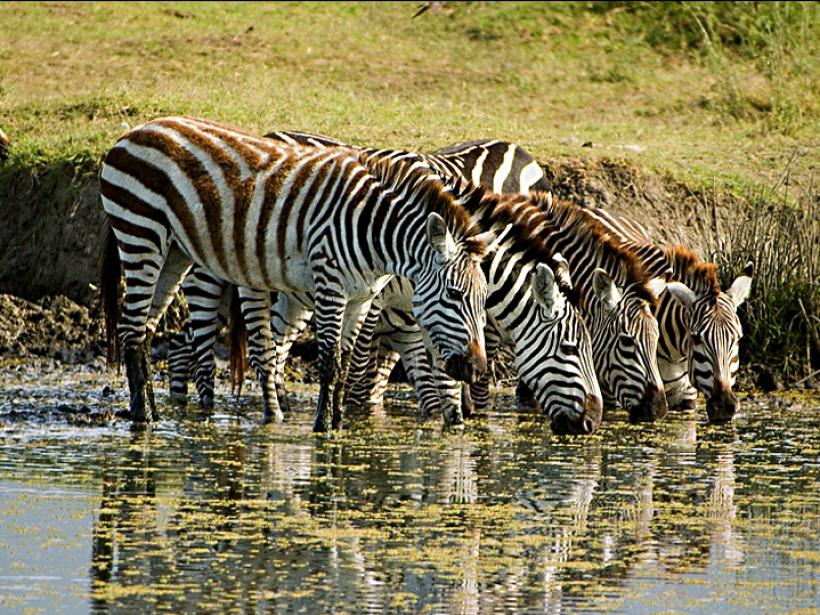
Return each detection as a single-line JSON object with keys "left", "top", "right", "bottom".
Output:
{"left": 98, "top": 116, "right": 491, "bottom": 430}
{"left": 663, "top": 258, "right": 754, "bottom": 422}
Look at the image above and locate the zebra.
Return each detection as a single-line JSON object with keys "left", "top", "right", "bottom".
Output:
{"left": 168, "top": 132, "right": 551, "bottom": 417}
{"left": 266, "top": 130, "right": 551, "bottom": 194}
{"left": 171, "top": 130, "right": 674, "bottom": 425}
{"left": 98, "top": 116, "right": 492, "bottom": 431}
{"left": 274, "top": 132, "right": 680, "bottom": 422}
{"left": 575, "top": 207, "right": 754, "bottom": 422}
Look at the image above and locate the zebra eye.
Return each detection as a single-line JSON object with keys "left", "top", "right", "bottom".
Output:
{"left": 691, "top": 332, "right": 703, "bottom": 344}
{"left": 560, "top": 341, "right": 578, "bottom": 356}
{"left": 445, "top": 286, "right": 462, "bottom": 301}
{"left": 618, "top": 333, "right": 636, "bottom": 347}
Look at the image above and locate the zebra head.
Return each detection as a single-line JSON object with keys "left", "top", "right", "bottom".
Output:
{"left": 666, "top": 261, "right": 753, "bottom": 422}
{"left": 413, "top": 212, "right": 491, "bottom": 384}
{"left": 591, "top": 269, "right": 668, "bottom": 423}
{"left": 516, "top": 258, "right": 603, "bottom": 435}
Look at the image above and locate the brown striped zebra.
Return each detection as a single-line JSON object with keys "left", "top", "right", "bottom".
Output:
{"left": 268, "top": 134, "right": 677, "bottom": 422}
{"left": 353, "top": 192, "right": 676, "bottom": 423}
{"left": 99, "top": 116, "right": 492, "bottom": 431}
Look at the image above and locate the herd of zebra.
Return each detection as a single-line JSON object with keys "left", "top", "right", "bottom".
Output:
{"left": 99, "top": 116, "right": 753, "bottom": 436}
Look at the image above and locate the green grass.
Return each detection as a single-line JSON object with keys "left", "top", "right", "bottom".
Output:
{"left": 0, "top": 1, "right": 816, "bottom": 193}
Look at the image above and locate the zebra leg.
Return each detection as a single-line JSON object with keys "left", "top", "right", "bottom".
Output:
{"left": 312, "top": 292, "right": 347, "bottom": 434}
{"left": 345, "top": 336, "right": 396, "bottom": 410}
{"left": 187, "top": 278, "right": 230, "bottom": 411}
{"left": 515, "top": 380, "right": 536, "bottom": 406}
{"left": 367, "top": 343, "right": 402, "bottom": 410}
{"left": 331, "top": 297, "right": 375, "bottom": 427}
{"left": 168, "top": 322, "right": 193, "bottom": 406}
{"left": 381, "top": 330, "right": 442, "bottom": 419}
{"left": 344, "top": 301, "right": 383, "bottom": 408}
{"left": 237, "top": 287, "right": 281, "bottom": 424}
{"left": 431, "top": 357, "right": 463, "bottom": 427}
{"left": 466, "top": 325, "right": 501, "bottom": 416}
{"left": 118, "top": 241, "right": 192, "bottom": 422}
{"left": 270, "top": 292, "right": 314, "bottom": 414}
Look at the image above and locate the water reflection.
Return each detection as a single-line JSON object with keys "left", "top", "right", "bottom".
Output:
{"left": 0, "top": 371, "right": 817, "bottom": 614}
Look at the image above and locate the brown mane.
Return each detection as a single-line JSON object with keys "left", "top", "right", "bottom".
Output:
{"left": 464, "top": 191, "right": 579, "bottom": 302}
{"left": 664, "top": 244, "right": 721, "bottom": 296}
{"left": 528, "top": 192, "right": 660, "bottom": 307}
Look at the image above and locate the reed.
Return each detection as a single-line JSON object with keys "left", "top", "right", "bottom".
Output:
{"left": 699, "top": 163, "right": 819, "bottom": 385}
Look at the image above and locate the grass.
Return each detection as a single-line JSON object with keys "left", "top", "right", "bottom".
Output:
{"left": 701, "top": 167, "right": 819, "bottom": 385}
{"left": 0, "top": 1, "right": 816, "bottom": 193}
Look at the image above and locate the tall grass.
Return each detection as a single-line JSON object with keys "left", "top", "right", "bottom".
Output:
{"left": 698, "top": 164, "right": 819, "bottom": 385}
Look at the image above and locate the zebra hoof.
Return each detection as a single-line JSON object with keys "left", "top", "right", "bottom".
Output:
{"left": 198, "top": 395, "right": 215, "bottom": 411}
{"left": 169, "top": 393, "right": 188, "bottom": 408}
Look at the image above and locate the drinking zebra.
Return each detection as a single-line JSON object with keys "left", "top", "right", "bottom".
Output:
{"left": 99, "top": 116, "right": 492, "bottom": 431}
{"left": 354, "top": 192, "right": 676, "bottom": 423}
{"left": 575, "top": 206, "right": 754, "bottom": 422}
{"left": 168, "top": 132, "right": 551, "bottom": 416}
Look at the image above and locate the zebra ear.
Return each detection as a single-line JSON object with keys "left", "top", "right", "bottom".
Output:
{"left": 666, "top": 281, "right": 697, "bottom": 310}
{"left": 532, "top": 263, "right": 561, "bottom": 315}
{"left": 592, "top": 268, "right": 621, "bottom": 313}
{"left": 426, "top": 213, "right": 457, "bottom": 260}
{"left": 726, "top": 264, "right": 753, "bottom": 308}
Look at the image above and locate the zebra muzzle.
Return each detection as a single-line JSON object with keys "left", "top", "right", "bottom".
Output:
{"left": 550, "top": 394, "right": 602, "bottom": 436}
{"left": 628, "top": 383, "right": 668, "bottom": 423}
{"left": 443, "top": 342, "right": 487, "bottom": 384}
{"left": 706, "top": 381, "right": 737, "bottom": 423}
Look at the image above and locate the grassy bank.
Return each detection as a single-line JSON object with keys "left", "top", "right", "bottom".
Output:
{"left": 0, "top": 1, "right": 817, "bottom": 384}
{"left": 0, "top": 2, "right": 816, "bottom": 191}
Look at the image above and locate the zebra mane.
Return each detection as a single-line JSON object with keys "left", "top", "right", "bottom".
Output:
{"left": 529, "top": 192, "right": 660, "bottom": 307}
{"left": 664, "top": 245, "right": 721, "bottom": 297}
{"left": 360, "top": 152, "right": 489, "bottom": 257}
{"left": 467, "top": 191, "right": 584, "bottom": 303}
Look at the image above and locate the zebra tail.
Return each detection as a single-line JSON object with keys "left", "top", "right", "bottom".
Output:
{"left": 98, "top": 221, "right": 121, "bottom": 366}
{"left": 227, "top": 287, "right": 247, "bottom": 398}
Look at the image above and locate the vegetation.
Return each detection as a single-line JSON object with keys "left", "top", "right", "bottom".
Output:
{"left": 0, "top": 2, "right": 816, "bottom": 190}
{"left": 0, "top": 1, "right": 817, "bottom": 384}
{"left": 703, "top": 171, "right": 819, "bottom": 386}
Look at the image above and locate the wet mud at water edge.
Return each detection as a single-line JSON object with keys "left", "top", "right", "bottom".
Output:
{"left": 0, "top": 360, "right": 818, "bottom": 614}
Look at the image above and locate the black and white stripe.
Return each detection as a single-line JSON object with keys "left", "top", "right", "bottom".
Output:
{"left": 99, "top": 116, "right": 491, "bottom": 430}
{"left": 581, "top": 207, "right": 753, "bottom": 422}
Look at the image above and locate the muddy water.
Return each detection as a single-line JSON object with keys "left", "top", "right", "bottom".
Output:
{"left": 0, "top": 361, "right": 817, "bottom": 614}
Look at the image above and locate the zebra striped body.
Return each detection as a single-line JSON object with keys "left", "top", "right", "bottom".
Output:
{"left": 347, "top": 190, "right": 668, "bottom": 426}
{"left": 99, "top": 117, "right": 490, "bottom": 429}
{"left": 579, "top": 207, "right": 753, "bottom": 421}
{"left": 267, "top": 134, "right": 666, "bottom": 423}
{"left": 170, "top": 132, "right": 550, "bottom": 418}
{"left": 266, "top": 131, "right": 551, "bottom": 194}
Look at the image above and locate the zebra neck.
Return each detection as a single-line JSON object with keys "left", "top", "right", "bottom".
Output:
{"left": 371, "top": 201, "right": 435, "bottom": 281}
{"left": 483, "top": 243, "right": 534, "bottom": 329}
